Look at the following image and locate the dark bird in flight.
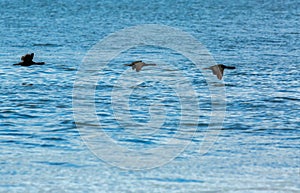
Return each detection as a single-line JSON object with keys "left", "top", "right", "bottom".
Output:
{"left": 124, "top": 61, "right": 156, "bottom": 72}
{"left": 13, "top": 53, "right": 45, "bottom": 66}
{"left": 203, "top": 64, "right": 235, "bottom": 80}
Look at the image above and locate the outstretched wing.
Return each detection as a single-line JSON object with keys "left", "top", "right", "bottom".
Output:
{"left": 132, "top": 60, "right": 142, "bottom": 65}
{"left": 124, "top": 60, "right": 143, "bottom": 66}
{"left": 134, "top": 62, "right": 144, "bottom": 72}
{"left": 143, "top": 63, "right": 156, "bottom": 67}
{"left": 210, "top": 65, "right": 224, "bottom": 80}
{"left": 203, "top": 65, "right": 224, "bottom": 80}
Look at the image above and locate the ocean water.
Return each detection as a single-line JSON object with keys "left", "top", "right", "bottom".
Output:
{"left": 0, "top": 0, "right": 299, "bottom": 192}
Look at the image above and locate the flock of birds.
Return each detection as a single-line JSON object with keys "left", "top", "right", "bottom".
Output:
{"left": 14, "top": 53, "right": 236, "bottom": 80}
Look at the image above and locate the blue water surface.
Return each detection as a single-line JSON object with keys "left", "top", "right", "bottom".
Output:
{"left": 0, "top": 0, "right": 299, "bottom": 192}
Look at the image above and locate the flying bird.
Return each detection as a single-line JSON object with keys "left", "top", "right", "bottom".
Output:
{"left": 124, "top": 61, "right": 156, "bottom": 72}
{"left": 203, "top": 64, "right": 235, "bottom": 80}
{"left": 13, "top": 53, "right": 45, "bottom": 66}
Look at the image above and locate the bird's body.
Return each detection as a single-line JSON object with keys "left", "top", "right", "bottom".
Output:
{"left": 14, "top": 53, "right": 45, "bottom": 66}
{"left": 124, "top": 61, "right": 156, "bottom": 72}
{"left": 203, "top": 64, "right": 235, "bottom": 80}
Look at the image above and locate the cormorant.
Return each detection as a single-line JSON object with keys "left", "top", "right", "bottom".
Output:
{"left": 124, "top": 61, "right": 156, "bottom": 72}
{"left": 13, "top": 53, "right": 45, "bottom": 66}
{"left": 203, "top": 64, "right": 235, "bottom": 80}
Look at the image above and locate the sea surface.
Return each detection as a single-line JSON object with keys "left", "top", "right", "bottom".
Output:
{"left": 0, "top": 0, "right": 299, "bottom": 192}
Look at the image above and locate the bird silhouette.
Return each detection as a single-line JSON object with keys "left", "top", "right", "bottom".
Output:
{"left": 13, "top": 53, "right": 45, "bottom": 66}
{"left": 124, "top": 61, "right": 156, "bottom": 72}
{"left": 203, "top": 64, "right": 235, "bottom": 80}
